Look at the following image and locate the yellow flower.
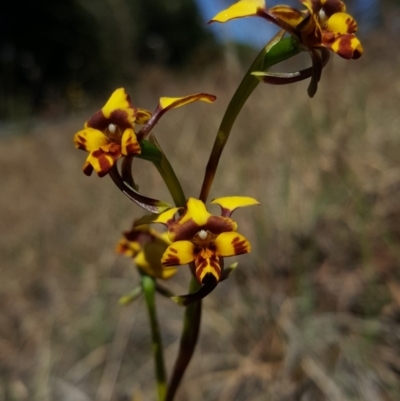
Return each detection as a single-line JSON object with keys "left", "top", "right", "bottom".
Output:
{"left": 211, "top": 0, "right": 363, "bottom": 96}
{"left": 74, "top": 89, "right": 216, "bottom": 177}
{"left": 152, "top": 197, "right": 259, "bottom": 284}
{"left": 117, "top": 224, "right": 177, "bottom": 280}
{"left": 73, "top": 88, "right": 149, "bottom": 177}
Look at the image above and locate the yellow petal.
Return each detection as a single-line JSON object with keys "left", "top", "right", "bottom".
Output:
{"left": 74, "top": 128, "right": 109, "bottom": 152}
{"left": 162, "top": 241, "right": 195, "bottom": 266}
{"left": 179, "top": 198, "right": 212, "bottom": 227}
{"left": 269, "top": 5, "right": 305, "bottom": 28}
{"left": 300, "top": 0, "right": 319, "bottom": 14}
{"left": 135, "top": 239, "right": 177, "bottom": 280}
{"left": 100, "top": 88, "right": 136, "bottom": 127}
{"left": 84, "top": 144, "right": 121, "bottom": 177}
{"left": 136, "top": 108, "right": 152, "bottom": 124}
{"left": 327, "top": 33, "right": 363, "bottom": 59}
{"left": 116, "top": 237, "right": 141, "bottom": 257}
{"left": 326, "top": 12, "right": 358, "bottom": 35}
{"left": 121, "top": 128, "right": 141, "bottom": 156}
{"left": 152, "top": 207, "right": 180, "bottom": 225}
{"left": 195, "top": 249, "right": 222, "bottom": 283}
{"left": 214, "top": 232, "right": 251, "bottom": 257}
{"left": 210, "top": 0, "right": 265, "bottom": 23}
{"left": 158, "top": 93, "right": 216, "bottom": 112}
{"left": 211, "top": 196, "right": 259, "bottom": 217}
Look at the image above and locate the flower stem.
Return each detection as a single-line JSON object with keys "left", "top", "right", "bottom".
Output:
{"left": 165, "top": 278, "right": 202, "bottom": 401}
{"left": 142, "top": 274, "right": 167, "bottom": 401}
{"left": 199, "top": 33, "right": 300, "bottom": 203}
{"left": 149, "top": 134, "right": 187, "bottom": 208}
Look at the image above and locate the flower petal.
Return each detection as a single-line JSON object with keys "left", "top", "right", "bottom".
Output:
{"left": 269, "top": 5, "right": 305, "bottom": 29}
{"left": 162, "top": 241, "right": 195, "bottom": 266}
{"left": 211, "top": 196, "right": 259, "bottom": 217}
{"left": 121, "top": 128, "right": 141, "bottom": 156}
{"left": 136, "top": 108, "right": 152, "bottom": 124}
{"left": 116, "top": 237, "right": 141, "bottom": 257}
{"left": 209, "top": 0, "right": 265, "bottom": 23}
{"left": 158, "top": 93, "right": 216, "bottom": 113}
{"left": 321, "top": 0, "right": 346, "bottom": 16}
{"left": 135, "top": 239, "right": 177, "bottom": 280}
{"left": 214, "top": 232, "right": 251, "bottom": 257}
{"left": 300, "top": 0, "right": 322, "bottom": 14}
{"left": 83, "top": 144, "right": 121, "bottom": 177}
{"left": 179, "top": 198, "right": 212, "bottom": 226}
{"left": 324, "top": 33, "right": 363, "bottom": 59}
{"left": 74, "top": 128, "right": 109, "bottom": 152}
{"left": 194, "top": 248, "right": 222, "bottom": 283}
{"left": 154, "top": 208, "right": 181, "bottom": 225}
{"left": 326, "top": 12, "right": 358, "bottom": 35}
{"left": 86, "top": 88, "right": 137, "bottom": 130}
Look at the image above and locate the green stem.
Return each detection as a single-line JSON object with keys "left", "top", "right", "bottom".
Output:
{"left": 149, "top": 135, "right": 187, "bottom": 208}
{"left": 142, "top": 274, "right": 167, "bottom": 401}
{"left": 199, "top": 33, "right": 300, "bottom": 202}
{"left": 165, "top": 278, "right": 201, "bottom": 401}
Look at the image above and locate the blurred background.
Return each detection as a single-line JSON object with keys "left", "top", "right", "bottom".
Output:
{"left": 1, "top": 0, "right": 400, "bottom": 400}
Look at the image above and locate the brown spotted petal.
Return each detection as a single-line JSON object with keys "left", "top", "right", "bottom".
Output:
{"left": 214, "top": 232, "right": 251, "bottom": 257}
{"left": 323, "top": 32, "right": 363, "bottom": 59}
{"left": 85, "top": 88, "right": 137, "bottom": 131}
{"left": 83, "top": 143, "right": 122, "bottom": 177}
{"left": 321, "top": 0, "right": 346, "bottom": 17}
{"left": 194, "top": 248, "right": 223, "bottom": 284}
{"left": 162, "top": 240, "right": 195, "bottom": 267}
{"left": 120, "top": 128, "right": 142, "bottom": 156}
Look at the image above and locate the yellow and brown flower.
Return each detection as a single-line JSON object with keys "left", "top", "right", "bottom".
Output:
{"left": 210, "top": 0, "right": 363, "bottom": 96}
{"left": 152, "top": 197, "right": 259, "bottom": 284}
{"left": 211, "top": 0, "right": 362, "bottom": 60}
{"left": 117, "top": 224, "right": 177, "bottom": 280}
{"left": 74, "top": 88, "right": 216, "bottom": 177}
{"left": 73, "top": 88, "right": 148, "bottom": 177}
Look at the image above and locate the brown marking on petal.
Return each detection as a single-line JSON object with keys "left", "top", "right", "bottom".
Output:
{"left": 333, "top": 35, "right": 355, "bottom": 59}
{"left": 124, "top": 229, "right": 154, "bottom": 245}
{"left": 83, "top": 162, "right": 94, "bottom": 176}
{"left": 86, "top": 110, "right": 109, "bottom": 130}
{"left": 232, "top": 235, "right": 250, "bottom": 255}
{"left": 124, "top": 136, "right": 141, "bottom": 155}
{"left": 352, "top": 46, "right": 362, "bottom": 59}
{"left": 195, "top": 252, "right": 222, "bottom": 283}
{"left": 322, "top": 0, "right": 346, "bottom": 17}
{"left": 162, "top": 247, "right": 180, "bottom": 266}
{"left": 75, "top": 135, "right": 88, "bottom": 150}
{"left": 205, "top": 215, "right": 237, "bottom": 235}
{"left": 107, "top": 142, "right": 121, "bottom": 154}
{"left": 169, "top": 219, "right": 201, "bottom": 242}
{"left": 90, "top": 148, "right": 119, "bottom": 177}
{"left": 323, "top": 30, "right": 335, "bottom": 43}
{"left": 110, "top": 109, "right": 133, "bottom": 129}
{"left": 271, "top": 8, "right": 302, "bottom": 22}
{"left": 346, "top": 17, "right": 357, "bottom": 34}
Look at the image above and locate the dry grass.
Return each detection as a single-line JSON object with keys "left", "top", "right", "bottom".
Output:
{"left": 1, "top": 29, "right": 400, "bottom": 401}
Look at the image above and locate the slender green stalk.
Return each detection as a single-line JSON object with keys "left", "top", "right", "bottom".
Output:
{"left": 199, "top": 33, "right": 300, "bottom": 202}
{"left": 149, "top": 135, "right": 187, "bottom": 208}
{"left": 142, "top": 274, "right": 167, "bottom": 401}
{"left": 165, "top": 278, "right": 201, "bottom": 401}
